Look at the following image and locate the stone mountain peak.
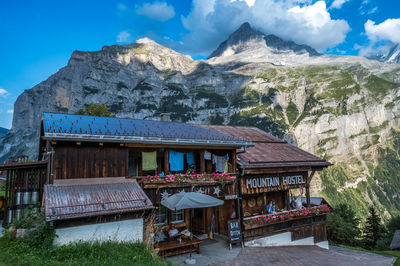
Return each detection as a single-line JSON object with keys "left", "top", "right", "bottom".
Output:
{"left": 208, "top": 22, "right": 319, "bottom": 60}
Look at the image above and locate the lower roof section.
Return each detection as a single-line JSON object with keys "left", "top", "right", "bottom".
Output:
{"left": 44, "top": 177, "right": 153, "bottom": 222}
{"left": 198, "top": 125, "right": 331, "bottom": 170}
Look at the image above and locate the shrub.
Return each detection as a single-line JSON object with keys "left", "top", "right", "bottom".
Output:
{"left": 10, "top": 207, "right": 55, "bottom": 250}
{"left": 326, "top": 203, "right": 361, "bottom": 246}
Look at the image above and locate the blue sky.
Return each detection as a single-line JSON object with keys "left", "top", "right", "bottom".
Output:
{"left": 1, "top": 0, "right": 399, "bottom": 129}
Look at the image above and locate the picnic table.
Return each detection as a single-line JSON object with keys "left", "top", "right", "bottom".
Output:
{"left": 154, "top": 236, "right": 202, "bottom": 258}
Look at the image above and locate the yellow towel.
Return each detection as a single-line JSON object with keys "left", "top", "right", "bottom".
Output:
{"left": 142, "top": 151, "right": 157, "bottom": 171}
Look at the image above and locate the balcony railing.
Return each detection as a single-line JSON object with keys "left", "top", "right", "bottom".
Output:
{"left": 243, "top": 204, "right": 330, "bottom": 230}
{"left": 141, "top": 172, "right": 235, "bottom": 184}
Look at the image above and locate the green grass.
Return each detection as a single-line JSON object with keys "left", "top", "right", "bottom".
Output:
{"left": 365, "top": 75, "right": 399, "bottom": 95}
{"left": 286, "top": 101, "right": 299, "bottom": 125}
{"left": 130, "top": 47, "right": 150, "bottom": 56}
{"left": 336, "top": 244, "right": 400, "bottom": 266}
{"left": 0, "top": 237, "right": 168, "bottom": 266}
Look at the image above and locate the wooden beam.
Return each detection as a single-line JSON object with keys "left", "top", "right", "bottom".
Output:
{"left": 125, "top": 143, "right": 238, "bottom": 150}
{"left": 200, "top": 150, "right": 205, "bottom": 174}
{"left": 243, "top": 167, "right": 311, "bottom": 175}
{"left": 164, "top": 149, "right": 169, "bottom": 173}
{"left": 232, "top": 150, "right": 237, "bottom": 173}
{"left": 306, "top": 183, "right": 311, "bottom": 208}
{"left": 308, "top": 170, "right": 316, "bottom": 184}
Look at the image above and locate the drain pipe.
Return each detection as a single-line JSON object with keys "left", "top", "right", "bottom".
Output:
{"left": 238, "top": 166, "right": 246, "bottom": 248}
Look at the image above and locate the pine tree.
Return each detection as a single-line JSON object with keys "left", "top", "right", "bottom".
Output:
{"left": 363, "top": 206, "right": 381, "bottom": 249}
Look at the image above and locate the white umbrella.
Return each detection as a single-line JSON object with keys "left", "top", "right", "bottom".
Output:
{"left": 161, "top": 191, "right": 224, "bottom": 210}
{"left": 161, "top": 191, "right": 223, "bottom": 264}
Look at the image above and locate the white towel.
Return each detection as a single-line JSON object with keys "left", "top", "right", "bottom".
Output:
{"left": 204, "top": 151, "right": 212, "bottom": 160}
{"left": 212, "top": 155, "right": 225, "bottom": 173}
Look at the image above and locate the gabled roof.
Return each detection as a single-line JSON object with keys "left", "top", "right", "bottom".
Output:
{"left": 44, "top": 177, "right": 153, "bottom": 221}
{"left": 41, "top": 112, "right": 252, "bottom": 147}
{"left": 198, "top": 125, "right": 331, "bottom": 169}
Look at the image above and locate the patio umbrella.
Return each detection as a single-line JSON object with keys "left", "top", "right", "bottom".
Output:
{"left": 161, "top": 191, "right": 223, "bottom": 264}
{"left": 161, "top": 191, "right": 224, "bottom": 211}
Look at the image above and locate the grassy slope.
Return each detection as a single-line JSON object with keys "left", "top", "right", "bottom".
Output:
{"left": 0, "top": 238, "right": 168, "bottom": 266}
{"left": 320, "top": 129, "right": 400, "bottom": 220}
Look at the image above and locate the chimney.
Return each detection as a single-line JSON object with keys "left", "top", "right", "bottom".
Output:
{"left": 160, "top": 113, "right": 171, "bottom": 122}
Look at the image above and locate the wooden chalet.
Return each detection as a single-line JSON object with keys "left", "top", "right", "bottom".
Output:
{"left": 38, "top": 112, "right": 252, "bottom": 245}
{"left": 201, "top": 125, "right": 331, "bottom": 247}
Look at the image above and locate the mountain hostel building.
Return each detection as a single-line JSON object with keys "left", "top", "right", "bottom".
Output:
{"left": 1, "top": 112, "right": 331, "bottom": 254}
{"left": 201, "top": 125, "right": 332, "bottom": 248}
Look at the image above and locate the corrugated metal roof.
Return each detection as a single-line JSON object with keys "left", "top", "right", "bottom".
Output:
{"left": 44, "top": 177, "right": 153, "bottom": 221}
{"left": 41, "top": 113, "right": 252, "bottom": 147}
{"left": 198, "top": 125, "right": 284, "bottom": 143}
{"left": 199, "top": 125, "right": 330, "bottom": 169}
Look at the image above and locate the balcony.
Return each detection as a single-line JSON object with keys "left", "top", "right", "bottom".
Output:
{"left": 243, "top": 205, "right": 330, "bottom": 230}
{"left": 140, "top": 172, "right": 236, "bottom": 185}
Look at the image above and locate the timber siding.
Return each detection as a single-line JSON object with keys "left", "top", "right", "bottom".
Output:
{"left": 53, "top": 144, "right": 128, "bottom": 179}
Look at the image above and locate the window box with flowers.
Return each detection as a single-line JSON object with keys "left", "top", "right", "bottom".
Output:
{"left": 141, "top": 172, "right": 235, "bottom": 185}
{"left": 243, "top": 204, "right": 331, "bottom": 230}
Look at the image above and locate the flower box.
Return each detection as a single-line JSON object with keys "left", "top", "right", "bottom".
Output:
{"left": 141, "top": 173, "right": 235, "bottom": 184}
{"left": 243, "top": 205, "right": 330, "bottom": 230}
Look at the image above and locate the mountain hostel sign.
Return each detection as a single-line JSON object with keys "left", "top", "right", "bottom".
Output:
{"left": 241, "top": 172, "right": 308, "bottom": 194}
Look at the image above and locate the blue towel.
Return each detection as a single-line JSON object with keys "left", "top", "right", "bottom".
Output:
{"left": 186, "top": 152, "right": 195, "bottom": 165}
{"left": 169, "top": 150, "right": 184, "bottom": 171}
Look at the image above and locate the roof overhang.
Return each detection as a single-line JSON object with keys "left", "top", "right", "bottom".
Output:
{"left": 42, "top": 132, "right": 253, "bottom": 147}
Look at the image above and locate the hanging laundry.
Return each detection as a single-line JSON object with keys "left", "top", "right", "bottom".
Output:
{"left": 224, "top": 161, "right": 229, "bottom": 173}
{"left": 142, "top": 151, "right": 157, "bottom": 171}
{"left": 224, "top": 154, "right": 229, "bottom": 173}
{"left": 204, "top": 151, "right": 212, "bottom": 160}
{"left": 186, "top": 152, "right": 195, "bottom": 165}
{"left": 169, "top": 150, "right": 184, "bottom": 171}
{"left": 212, "top": 154, "right": 225, "bottom": 173}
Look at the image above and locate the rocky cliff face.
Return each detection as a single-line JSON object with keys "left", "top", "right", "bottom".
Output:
{"left": 1, "top": 23, "right": 399, "bottom": 219}
{"left": 369, "top": 43, "right": 400, "bottom": 65}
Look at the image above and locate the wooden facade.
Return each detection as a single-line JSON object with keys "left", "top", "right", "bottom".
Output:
{"left": 238, "top": 169, "right": 328, "bottom": 244}
{"left": 53, "top": 143, "right": 128, "bottom": 179}
{"left": 0, "top": 161, "right": 48, "bottom": 226}
{"left": 243, "top": 214, "right": 327, "bottom": 243}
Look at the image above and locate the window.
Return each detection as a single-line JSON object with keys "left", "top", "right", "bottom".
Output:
{"left": 172, "top": 209, "right": 184, "bottom": 224}
{"left": 128, "top": 157, "right": 138, "bottom": 176}
{"left": 154, "top": 205, "right": 167, "bottom": 226}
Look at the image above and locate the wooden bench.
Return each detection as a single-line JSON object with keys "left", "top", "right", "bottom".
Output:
{"left": 154, "top": 236, "right": 203, "bottom": 258}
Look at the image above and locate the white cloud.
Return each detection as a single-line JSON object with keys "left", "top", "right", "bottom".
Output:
{"left": 117, "top": 30, "right": 133, "bottom": 43}
{"left": 365, "top": 19, "right": 400, "bottom": 43}
{"left": 180, "top": 0, "right": 350, "bottom": 55}
{"left": 136, "top": 1, "right": 175, "bottom": 22}
{"left": 117, "top": 3, "right": 128, "bottom": 11}
{"left": 366, "top": 6, "right": 378, "bottom": 15}
{"left": 330, "top": 0, "right": 349, "bottom": 9}
{"left": 7, "top": 109, "right": 13, "bottom": 114}
{"left": 0, "top": 88, "right": 8, "bottom": 98}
